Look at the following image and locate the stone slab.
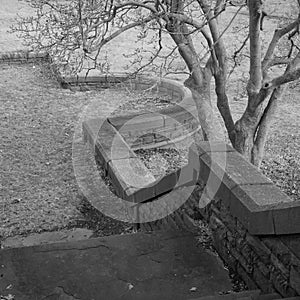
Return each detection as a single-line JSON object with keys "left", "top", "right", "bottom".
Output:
{"left": 199, "top": 151, "right": 274, "bottom": 190}
{"left": 230, "top": 184, "right": 294, "bottom": 235}
{"left": 190, "top": 142, "right": 236, "bottom": 156}
{"left": 108, "top": 157, "right": 156, "bottom": 201}
{"left": 271, "top": 201, "right": 300, "bottom": 235}
{"left": 108, "top": 113, "right": 164, "bottom": 132}
{"left": 0, "top": 230, "right": 232, "bottom": 300}
{"left": 1, "top": 229, "right": 94, "bottom": 249}
{"left": 154, "top": 171, "right": 178, "bottom": 196}
{"left": 83, "top": 118, "right": 135, "bottom": 163}
{"left": 125, "top": 185, "right": 156, "bottom": 203}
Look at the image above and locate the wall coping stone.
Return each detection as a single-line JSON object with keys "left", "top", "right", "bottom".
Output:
{"left": 189, "top": 142, "right": 300, "bottom": 235}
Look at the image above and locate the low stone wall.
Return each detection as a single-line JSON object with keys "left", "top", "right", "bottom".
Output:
{"left": 83, "top": 116, "right": 196, "bottom": 203}
{"left": 64, "top": 73, "right": 201, "bottom": 150}
{"left": 0, "top": 51, "right": 49, "bottom": 63}
{"left": 187, "top": 142, "right": 300, "bottom": 297}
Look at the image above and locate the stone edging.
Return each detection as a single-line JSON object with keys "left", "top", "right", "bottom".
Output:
{"left": 0, "top": 50, "right": 48, "bottom": 63}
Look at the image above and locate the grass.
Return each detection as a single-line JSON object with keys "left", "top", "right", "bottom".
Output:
{"left": 0, "top": 61, "right": 174, "bottom": 239}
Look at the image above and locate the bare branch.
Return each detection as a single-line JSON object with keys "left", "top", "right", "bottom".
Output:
{"left": 264, "top": 66, "right": 300, "bottom": 88}
{"left": 228, "top": 33, "right": 249, "bottom": 79}
{"left": 262, "top": 18, "right": 300, "bottom": 73}
{"left": 94, "top": 15, "right": 156, "bottom": 51}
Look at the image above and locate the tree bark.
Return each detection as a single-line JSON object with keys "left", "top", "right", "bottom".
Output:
{"left": 166, "top": 0, "right": 225, "bottom": 141}
{"left": 185, "top": 72, "right": 225, "bottom": 141}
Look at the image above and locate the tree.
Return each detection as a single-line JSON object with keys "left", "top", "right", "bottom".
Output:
{"left": 13, "top": 0, "right": 300, "bottom": 167}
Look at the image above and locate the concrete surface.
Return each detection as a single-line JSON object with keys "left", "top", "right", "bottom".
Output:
{"left": 0, "top": 230, "right": 232, "bottom": 300}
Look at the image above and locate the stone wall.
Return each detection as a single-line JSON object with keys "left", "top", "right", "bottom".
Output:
{"left": 0, "top": 51, "right": 48, "bottom": 63}
{"left": 66, "top": 73, "right": 201, "bottom": 150}
{"left": 187, "top": 142, "right": 300, "bottom": 297}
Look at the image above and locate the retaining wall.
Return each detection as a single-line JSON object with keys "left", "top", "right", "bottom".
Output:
{"left": 187, "top": 142, "right": 300, "bottom": 297}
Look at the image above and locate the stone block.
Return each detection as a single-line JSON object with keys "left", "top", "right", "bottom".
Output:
{"left": 141, "top": 134, "right": 155, "bottom": 145}
{"left": 279, "top": 236, "right": 300, "bottom": 268}
{"left": 290, "top": 265, "right": 300, "bottom": 294}
{"left": 271, "top": 269, "right": 297, "bottom": 297}
{"left": 213, "top": 205, "right": 237, "bottom": 233}
{"left": 246, "top": 235, "right": 271, "bottom": 264}
{"left": 109, "top": 113, "right": 164, "bottom": 134}
{"left": 83, "top": 119, "right": 136, "bottom": 170}
{"left": 236, "top": 263, "right": 259, "bottom": 290}
{"left": 229, "top": 182, "right": 294, "bottom": 235}
{"left": 200, "top": 151, "right": 274, "bottom": 190}
{"left": 230, "top": 247, "right": 253, "bottom": 274}
{"left": 154, "top": 133, "right": 168, "bottom": 143}
{"left": 195, "top": 141, "right": 235, "bottom": 156}
{"left": 125, "top": 185, "right": 156, "bottom": 203}
{"left": 176, "top": 164, "right": 197, "bottom": 187}
{"left": 230, "top": 186, "right": 276, "bottom": 235}
{"left": 253, "top": 254, "right": 270, "bottom": 278}
{"left": 154, "top": 171, "right": 178, "bottom": 196}
{"left": 252, "top": 268, "right": 274, "bottom": 293}
{"left": 108, "top": 157, "right": 156, "bottom": 202}
{"left": 270, "top": 253, "right": 289, "bottom": 279}
{"left": 262, "top": 237, "right": 292, "bottom": 267}
{"left": 271, "top": 201, "right": 300, "bottom": 235}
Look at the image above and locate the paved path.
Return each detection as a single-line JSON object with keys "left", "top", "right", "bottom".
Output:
{"left": 0, "top": 230, "right": 232, "bottom": 300}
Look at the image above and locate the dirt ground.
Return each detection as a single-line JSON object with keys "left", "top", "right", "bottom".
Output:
{"left": 0, "top": 0, "right": 299, "bottom": 239}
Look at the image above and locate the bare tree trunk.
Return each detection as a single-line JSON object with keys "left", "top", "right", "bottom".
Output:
{"left": 166, "top": 0, "right": 225, "bottom": 141}
{"left": 232, "top": 0, "right": 264, "bottom": 165}
{"left": 185, "top": 73, "right": 225, "bottom": 141}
